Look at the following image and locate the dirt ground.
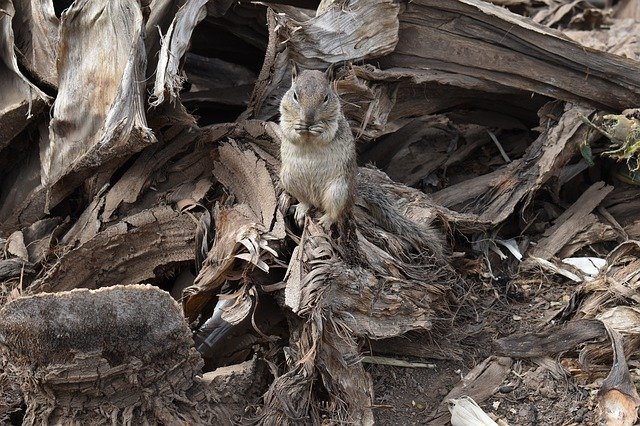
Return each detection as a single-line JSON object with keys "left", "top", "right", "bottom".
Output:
{"left": 367, "top": 276, "right": 598, "bottom": 425}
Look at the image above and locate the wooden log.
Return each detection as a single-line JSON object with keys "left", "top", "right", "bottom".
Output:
{"left": 31, "top": 206, "right": 196, "bottom": 293}
{"left": 382, "top": 0, "right": 640, "bottom": 110}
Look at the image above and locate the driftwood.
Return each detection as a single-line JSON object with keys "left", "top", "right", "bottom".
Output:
{"left": 2, "top": 0, "right": 640, "bottom": 424}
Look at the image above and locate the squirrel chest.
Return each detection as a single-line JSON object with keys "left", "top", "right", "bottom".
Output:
{"left": 280, "top": 141, "right": 347, "bottom": 207}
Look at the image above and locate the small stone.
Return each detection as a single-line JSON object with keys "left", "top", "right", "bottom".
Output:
{"left": 499, "top": 385, "right": 514, "bottom": 393}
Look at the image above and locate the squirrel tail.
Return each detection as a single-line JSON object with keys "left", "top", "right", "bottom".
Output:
{"left": 357, "top": 181, "right": 446, "bottom": 259}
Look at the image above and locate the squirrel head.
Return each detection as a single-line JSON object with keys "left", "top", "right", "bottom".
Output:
{"left": 279, "top": 64, "right": 341, "bottom": 146}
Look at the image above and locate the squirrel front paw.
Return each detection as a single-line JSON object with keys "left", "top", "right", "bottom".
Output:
{"left": 294, "top": 203, "right": 310, "bottom": 227}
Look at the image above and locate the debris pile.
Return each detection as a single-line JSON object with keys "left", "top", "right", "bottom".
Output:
{"left": 1, "top": 0, "right": 640, "bottom": 424}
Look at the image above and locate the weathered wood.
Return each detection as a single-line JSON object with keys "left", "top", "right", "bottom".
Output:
{"left": 565, "top": 20, "right": 640, "bottom": 62}
{"left": 31, "top": 206, "right": 196, "bottom": 293}
{"left": 369, "top": 335, "right": 463, "bottom": 361}
{"left": 101, "top": 126, "right": 202, "bottom": 221}
{"left": 0, "top": 285, "right": 229, "bottom": 425}
{"left": 11, "top": 0, "right": 59, "bottom": 87}
{"left": 495, "top": 319, "right": 607, "bottom": 358}
{"left": 151, "top": 0, "right": 235, "bottom": 106}
{"left": 529, "top": 182, "right": 614, "bottom": 259}
{"left": 184, "top": 139, "right": 284, "bottom": 321}
{"left": 0, "top": 258, "right": 34, "bottom": 281}
{"left": 614, "top": 0, "right": 640, "bottom": 19}
{"left": 16, "top": 217, "right": 63, "bottom": 264}
{"left": 43, "top": 0, "right": 155, "bottom": 209}
{"left": 559, "top": 220, "right": 619, "bottom": 259}
{"left": 433, "top": 104, "right": 596, "bottom": 227}
{"left": 382, "top": 0, "right": 640, "bottom": 110}
{"left": 3, "top": 0, "right": 640, "bottom": 424}
{"left": 274, "top": 0, "right": 399, "bottom": 67}
{"left": 184, "top": 53, "right": 256, "bottom": 91}
{"left": 428, "top": 356, "right": 513, "bottom": 425}
{"left": 604, "top": 187, "right": 640, "bottom": 241}
{"left": 0, "top": 0, "right": 49, "bottom": 146}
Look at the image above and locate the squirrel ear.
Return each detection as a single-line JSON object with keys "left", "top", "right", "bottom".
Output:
{"left": 291, "top": 62, "right": 299, "bottom": 81}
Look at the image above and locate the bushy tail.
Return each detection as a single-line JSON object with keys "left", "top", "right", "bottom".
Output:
{"left": 357, "top": 181, "right": 446, "bottom": 259}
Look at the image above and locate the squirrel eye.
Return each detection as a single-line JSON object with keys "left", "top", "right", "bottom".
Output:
{"left": 323, "top": 94, "right": 329, "bottom": 103}
{"left": 293, "top": 91, "right": 298, "bottom": 102}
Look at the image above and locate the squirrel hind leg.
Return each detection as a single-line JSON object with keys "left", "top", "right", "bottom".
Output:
{"left": 319, "top": 180, "right": 351, "bottom": 229}
{"left": 294, "top": 202, "right": 311, "bottom": 227}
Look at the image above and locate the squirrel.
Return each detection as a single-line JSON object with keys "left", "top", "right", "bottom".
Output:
{"left": 278, "top": 64, "right": 444, "bottom": 258}
{"left": 279, "top": 65, "right": 356, "bottom": 229}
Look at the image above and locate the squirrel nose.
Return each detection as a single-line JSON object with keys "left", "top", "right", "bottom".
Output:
{"left": 304, "top": 111, "right": 315, "bottom": 126}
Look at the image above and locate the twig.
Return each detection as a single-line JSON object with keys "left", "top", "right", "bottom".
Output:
{"left": 361, "top": 355, "right": 435, "bottom": 368}
{"left": 487, "top": 130, "right": 511, "bottom": 163}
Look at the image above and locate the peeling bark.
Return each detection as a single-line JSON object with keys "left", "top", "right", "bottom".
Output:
{"left": 31, "top": 206, "right": 196, "bottom": 293}
{"left": 43, "top": 0, "right": 155, "bottom": 208}
{"left": 0, "top": 0, "right": 49, "bottom": 145}
{"left": 383, "top": 0, "right": 640, "bottom": 110}
{"left": 11, "top": 0, "right": 59, "bottom": 86}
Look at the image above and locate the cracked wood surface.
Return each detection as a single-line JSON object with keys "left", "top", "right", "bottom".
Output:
{"left": 31, "top": 206, "right": 196, "bottom": 293}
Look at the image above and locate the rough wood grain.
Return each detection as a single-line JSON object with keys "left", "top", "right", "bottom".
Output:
{"left": 101, "top": 126, "right": 202, "bottom": 221}
{"left": 43, "top": 0, "right": 155, "bottom": 209}
{"left": 274, "top": 0, "right": 399, "bottom": 68}
{"left": 433, "top": 104, "right": 595, "bottom": 227}
{"left": 11, "top": 0, "right": 59, "bottom": 86}
{"left": 529, "top": 182, "right": 613, "bottom": 259}
{"left": 495, "top": 319, "right": 607, "bottom": 358}
{"left": 31, "top": 206, "right": 196, "bottom": 293}
{"left": 0, "top": 258, "right": 34, "bottom": 281}
{"left": 2, "top": 0, "right": 640, "bottom": 423}
{"left": 151, "top": 0, "right": 235, "bottom": 106}
{"left": 428, "top": 356, "right": 513, "bottom": 425}
{"left": 0, "top": 0, "right": 49, "bottom": 146}
{"left": 382, "top": 0, "right": 640, "bottom": 110}
{"left": 0, "top": 285, "right": 228, "bottom": 425}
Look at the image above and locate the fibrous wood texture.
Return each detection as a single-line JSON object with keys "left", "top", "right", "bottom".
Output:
{"left": 10, "top": 0, "right": 59, "bottom": 86}
{"left": 0, "top": 285, "right": 229, "bottom": 424}
{"left": 43, "top": 0, "right": 155, "bottom": 207}
{"left": 2, "top": 0, "right": 640, "bottom": 424}
{"left": 383, "top": 0, "right": 640, "bottom": 110}
{"left": 0, "top": 0, "right": 49, "bottom": 145}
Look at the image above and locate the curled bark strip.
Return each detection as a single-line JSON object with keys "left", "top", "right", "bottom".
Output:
{"left": 43, "top": 0, "right": 155, "bottom": 208}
